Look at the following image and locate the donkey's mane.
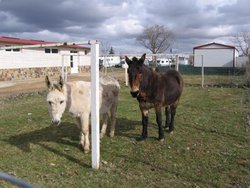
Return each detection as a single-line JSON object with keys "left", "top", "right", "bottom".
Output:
{"left": 140, "top": 65, "right": 156, "bottom": 92}
{"left": 132, "top": 57, "right": 138, "bottom": 61}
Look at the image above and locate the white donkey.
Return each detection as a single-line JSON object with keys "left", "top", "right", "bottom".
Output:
{"left": 45, "top": 75, "right": 120, "bottom": 153}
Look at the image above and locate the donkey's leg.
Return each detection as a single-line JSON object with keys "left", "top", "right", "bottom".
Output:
{"left": 155, "top": 105, "right": 164, "bottom": 141}
{"left": 77, "top": 117, "right": 85, "bottom": 148}
{"left": 168, "top": 106, "right": 176, "bottom": 133}
{"left": 76, "top": 117, "right": 81, "bottom": 130}
{"left": 109, "top": 104, "right": 117, "bottom": 137}
{"left": 140, "top": 107, "right": 149, "bottom": 140}
{"left": 80, "top": 112, "right": 90, "bottom": 153}
{"left": 100, "top": 113, "right": 108, "bottom": 139}
{"left": 165, "top": 106, "right": 171, "bottom": 130}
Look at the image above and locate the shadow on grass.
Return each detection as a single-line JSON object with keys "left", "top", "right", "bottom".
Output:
{"left": 191, "top": 124, "right": 248, "bottom": 142}
{"left": 115, "top": 117, "right": 166, "bottom": 141}
{"left": 6, "top": 122, "right": 79, "bottom": 152}
{"left": 114, "top": 117, "right": 141, "bottom": 138}
{"left": 4, "top": 117, "right": 143, "bottom": 167}
{"left": 116, "top": 153, "right": 218, "bottom": 187}
{"left": 5, "top": 122, "right": 91, "bottom": 168}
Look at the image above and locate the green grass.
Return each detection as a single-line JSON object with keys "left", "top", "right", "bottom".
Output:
{"left": 0, "top": 84, "right": 250, "bottom": 187}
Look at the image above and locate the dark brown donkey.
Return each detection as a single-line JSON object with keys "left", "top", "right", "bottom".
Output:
{"left": 125, "top": 54, "right": 183, "bottom": 141}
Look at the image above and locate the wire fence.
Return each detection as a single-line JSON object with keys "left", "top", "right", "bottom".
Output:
{"left": 94, "top": 53, "right": 249, "bottom": 88}
{"left": 158, "top": 64, "right": 247, "bottom": 88}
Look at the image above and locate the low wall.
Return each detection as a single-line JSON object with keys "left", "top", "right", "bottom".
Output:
{"left": 0, "top": 66, "right": 90, "bottom": 81}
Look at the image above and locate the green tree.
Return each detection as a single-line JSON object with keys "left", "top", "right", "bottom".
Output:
{"left": 109, "top": 46, "right": 115, "bottom": 55}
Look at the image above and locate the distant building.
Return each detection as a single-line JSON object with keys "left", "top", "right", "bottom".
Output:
{"left": 193, "top": 42, "right": 238, "bottom": 67}
{"left": 156, "top": 58, "right": 173, "bottom": 67}
{"left": 99, "top": 56, "right": 120, "bottom": 67}
{"left": 0, "top": 36, "right": 91, "bottom": 80}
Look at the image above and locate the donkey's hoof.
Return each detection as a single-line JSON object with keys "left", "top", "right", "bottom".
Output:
{"left": 159, "top": 138, "right": 165, "bottom": 142}
{"left": 109, "top": 132, "right": 114, "bottom": 137}
{"left": 168, "top": 129, "right": 174, "bottom": 134}
{"left": 84, "top": 149, "right": 90, "bottom": 154}
{"left": 137, "top": 136, "right": 146, "bottom": 142}
{"left": 100, "top": 133, "right": 105, "bottom": 139}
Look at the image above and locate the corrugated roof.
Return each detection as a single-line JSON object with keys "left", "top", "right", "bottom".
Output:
{"left": 0, "top": 36, "right": 90, "bottom": 50}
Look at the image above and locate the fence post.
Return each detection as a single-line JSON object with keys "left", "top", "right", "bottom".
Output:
{"left": 175, "top": 55, "right": 179, "bottom": 71}
{"left": 248, "top": 51, "right": 250, "bottom": 81}
{"left": 201, "top": 55, "right": 204, "bottom": 88}
{"left": 61, "top": 55, "right": 65, "bottom": 81}
{"left": 90, "top": 41, "right": 100, "bottom": 170}
{"left": 125, "top": 66, "right": 128, "bottom": 86}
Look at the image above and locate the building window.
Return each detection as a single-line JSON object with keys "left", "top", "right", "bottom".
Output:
{"left": 70, "top": 50, "right": 78, "bottom": 54}
{"left": 70, "top": 55, "right": 73, "bottom": 68}
{"left": 5, "top": 46, "right": 20, "bottom": 52}
{"left": 45, "top": 48, "right": 51, "bottom": 53}
{"left": 84, "top": 50, "right": 88, "bottom": 55}
{"left": 52, "top": 49, "right": 58, "bottom": 53}
{"left": 13, "top": 48, "right": 20, "bottom": 52}
{"left": 45, "top": 48, "right": 59, "bottom": 54}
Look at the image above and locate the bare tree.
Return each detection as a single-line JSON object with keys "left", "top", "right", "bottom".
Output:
{"left": 232, "top": 32, "right": 250, "bottom": 56}
{"left": 136, "top": 25, "right": 175, "bottom": 54}
{"left": 136, "top": 25, "right": 175, "bottom": 68}
{"left": 100, "top": 40, "right": 111, "bottom": 55}
{"left": 232, "top": 32, "right": 250, "bottom": 86}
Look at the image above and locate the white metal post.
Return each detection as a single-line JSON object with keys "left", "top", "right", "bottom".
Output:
{"left": 65, "top": 56, "right": 68, "bottom": 82}
{"left": 125, "top": 67, "right": 128, "bottom": 86}
{"left": 61, "top": 55, "right": 65, "bottom": 81}
{"left": 90, "top": 41, "right": 100, "bottom": 170}
{"left": 201, "top": 55, "right": 204, "bottom": 88}
{"left": 175, "top": 55, "right": 179, "bottom": 71}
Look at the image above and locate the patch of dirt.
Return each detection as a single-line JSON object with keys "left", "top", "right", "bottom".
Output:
{"left": 0, "top": 70, "right": 126, "bottom": 97}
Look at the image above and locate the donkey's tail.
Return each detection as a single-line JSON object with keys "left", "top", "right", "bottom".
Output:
{"left": 167, "top": 69, "right": 184, "bottom": 89}
{"left": 175, "top": 72, "right": 184, "bottom": 89}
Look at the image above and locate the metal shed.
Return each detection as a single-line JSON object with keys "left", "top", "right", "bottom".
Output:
{"left": 193, "top": 42, "right": 238, "bottom": 67}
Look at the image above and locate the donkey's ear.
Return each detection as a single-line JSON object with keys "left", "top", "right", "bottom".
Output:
{"left": 58, "top": 76, "right": 64, "bottom": 90}
{"left": 45, "top": 75, "right": 52, "bottom": 89}
{"left": 125, "top": 56, "right": 132, "bottom": 65}
{"left": 139, "top": 53, "right": 146, "bottom": 65}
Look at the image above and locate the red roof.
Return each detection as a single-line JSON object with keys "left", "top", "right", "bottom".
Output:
{"left": 0, "top": 36, "right": 53, "bottom": 45}
{"left": 193, "top": 42, "right": 237, "bottom": 50}
{"left": 0, "top": 36, "right": 90, "bottom": 50}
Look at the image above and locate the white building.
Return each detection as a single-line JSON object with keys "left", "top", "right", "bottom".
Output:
{"left": 193, "top": 42, "right": 238, "bottom": 67}
{"left": 0, "top": 36, "right": 91, "bottom": 80}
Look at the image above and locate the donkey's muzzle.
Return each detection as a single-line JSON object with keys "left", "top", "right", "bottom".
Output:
{"left": 130, "top": 91, "right": 139, "bottom": 98}
{"left": 52, "top": 119, "right": 61, "bottom": 126}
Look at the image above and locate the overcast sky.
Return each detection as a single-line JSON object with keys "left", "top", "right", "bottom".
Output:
{"left": 0, "top": 0, "right": 249, "bottom": 54}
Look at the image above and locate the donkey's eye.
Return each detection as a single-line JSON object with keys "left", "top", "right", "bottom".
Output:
{"left": 48, "top": 101, "right": 52, "bottom": 105}
{"left": 60, "top": 100, "right": 64, "bottom": 104}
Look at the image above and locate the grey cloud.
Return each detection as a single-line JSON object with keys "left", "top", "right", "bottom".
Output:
{"left": 0, "top": 0, "right": 249, "bottom": 53}
{"left": 0, "top": 0, "right": 118, "bottom": 30}
{"left": 218, "top": 0, "right": 250, "bottom": 30}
